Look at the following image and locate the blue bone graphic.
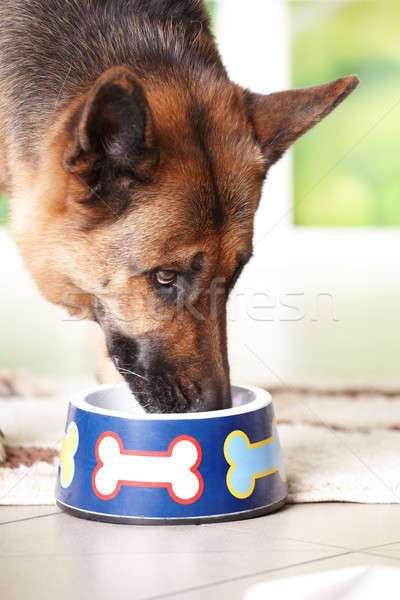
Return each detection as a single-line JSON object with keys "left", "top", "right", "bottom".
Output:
{"left": 224, "top": 419, "right": 286, "bottom": 499}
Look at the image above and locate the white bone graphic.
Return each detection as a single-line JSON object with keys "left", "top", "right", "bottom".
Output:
{"left": 92, "top": 432, "right": 203, "bottom": 504}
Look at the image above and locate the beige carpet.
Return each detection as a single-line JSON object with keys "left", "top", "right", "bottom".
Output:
{"left": 1, "top": 384, "right": 400, "bottom": 505}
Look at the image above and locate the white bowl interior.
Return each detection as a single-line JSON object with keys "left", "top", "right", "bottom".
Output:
{"left": 73, "top": 382, "right": 271, "bottom": 420}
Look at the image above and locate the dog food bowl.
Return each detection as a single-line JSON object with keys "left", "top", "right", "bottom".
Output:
{"left": 55, "top": 383, "right": 287, "bottom": 524}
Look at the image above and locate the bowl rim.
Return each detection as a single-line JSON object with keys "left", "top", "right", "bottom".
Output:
{"left": 70, "top": 382, "right": 271, "bottom": 421}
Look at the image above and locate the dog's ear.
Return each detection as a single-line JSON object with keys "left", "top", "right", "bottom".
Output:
{"left": 247, "top": 76, "right": 359, "bottom": 166}
{"left": 63, "top": 66, "right": 159, "bottom": 184}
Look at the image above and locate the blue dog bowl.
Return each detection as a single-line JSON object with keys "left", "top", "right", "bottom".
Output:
{"left": 55, "top": 383, "right": 287, "bottom": 524}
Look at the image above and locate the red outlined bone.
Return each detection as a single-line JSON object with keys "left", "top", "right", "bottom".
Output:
{"left": 92, "top": 432, "right": 204, "bottom": 504}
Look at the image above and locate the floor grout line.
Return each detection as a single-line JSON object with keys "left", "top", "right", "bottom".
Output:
{"left": 205, "top": 528, "right": 350, "bottom": 552}
{"left": 361, "top": 540, "right": 400, "bottom": 552}
{"left": 1, "top": 535, "right": 399, "bottom": 561}
{"left": 141, "top": 551, "right": 354, "bottom": 600}
{"left": 361, "top": 550, "right": 400, "bottom": 562}
{"left": 349, "top": 541, "right": 400, "bottom": 554}
{"left": 204, "top": 524, "right": 400, "bottom": 555}
{"left": 0, "top": 511, "right": 62, "bottom": 526}
{"left": 2, "top": 543, "right": 398, "bottom": 561}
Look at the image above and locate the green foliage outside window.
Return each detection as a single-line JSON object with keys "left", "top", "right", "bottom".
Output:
{"left": 0, "top": 193, "right": 8, "bottom": 226}
{"left": 291, "top": 0, "right": 400, "bottom": 226}
{"left": 206, "top": 1, "right": 216, "bottom": 25}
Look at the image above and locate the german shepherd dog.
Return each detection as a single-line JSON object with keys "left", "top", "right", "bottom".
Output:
{"left": 0, "top": 0, "right": 358, "bottom": 456}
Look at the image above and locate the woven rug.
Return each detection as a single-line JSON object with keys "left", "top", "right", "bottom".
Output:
{"left": 1, "top": 383, "right": 400, "bottom": 505}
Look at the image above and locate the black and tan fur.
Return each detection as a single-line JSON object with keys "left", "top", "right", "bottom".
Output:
{"left": 0, "top": 0, "right": 358, "bottom": 423}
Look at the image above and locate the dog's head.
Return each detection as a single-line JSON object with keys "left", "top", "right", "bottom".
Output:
{"left": 51, "top": 66, "right": 358, "bottom": 412}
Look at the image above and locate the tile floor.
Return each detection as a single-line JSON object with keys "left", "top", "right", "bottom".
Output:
{"left": 1, "top": 503, "right": 399, "bottom": 599}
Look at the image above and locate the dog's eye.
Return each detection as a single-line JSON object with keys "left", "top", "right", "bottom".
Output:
{"left": 154, "top": 270, "right": 177, "bottom": 286}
